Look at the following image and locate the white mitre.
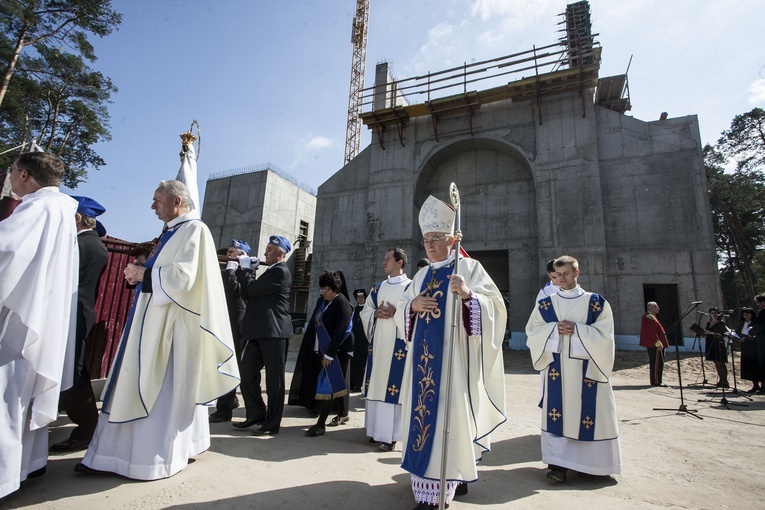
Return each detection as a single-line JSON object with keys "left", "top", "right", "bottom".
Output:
{"left": 419, "top": 195, "right": 455, "bottom": 235}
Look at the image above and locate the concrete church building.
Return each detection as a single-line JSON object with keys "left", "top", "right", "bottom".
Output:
{"left": 311, "top": 1, "right": 719, "bottom": 348}
{"left": 202, "top": 164, "right": 317, "bottom": 315}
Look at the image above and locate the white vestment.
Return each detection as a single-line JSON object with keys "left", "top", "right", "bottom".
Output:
{"left": 0, "top": 188, "right": 78, "bottom": 498}
{"left": 360, "top": 274, "right": 410, "bottom": 443}
{"left": 394, "top": 253, "right": 506, "bottom": 488}
{"left": 535, "top": 282, "right": 560, "bottom": 302}
{"left": 525, "top": 285, "right": 622, "bottom": 475}
{"left": 82, "top": 211, "right": 239, "bottom": 480}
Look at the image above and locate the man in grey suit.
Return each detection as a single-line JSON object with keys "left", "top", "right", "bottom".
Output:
{"left": 233, "top": 235, "right": 293, "bottom": 435}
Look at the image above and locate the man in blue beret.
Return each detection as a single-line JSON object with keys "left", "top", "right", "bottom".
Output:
{"left": 209, "top": 239, "right": 253, "bottom": 423}
{"left": 50, "top": 196, "right": 109, "bottom": 452}
{"left": 233, "top": 235, "right": 293, "bottom": 435}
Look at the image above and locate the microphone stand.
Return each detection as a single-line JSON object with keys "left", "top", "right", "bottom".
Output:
{"left": 723, "top": 326, "right": 752, "bottom": 401}
{"left": 698, "top": 324, "right": 749, "bottom": 409}
{"left": 688, "top": 311, "right": 710, "bottom": 387}
{"left": 654, "top": 301, "right": 703, "bottom": 419}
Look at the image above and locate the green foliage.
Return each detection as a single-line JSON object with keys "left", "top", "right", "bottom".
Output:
{"left": 706, "top": 108, "right": 765, "bottom": 306}
{"left": 0, "top": 0, "right": 121, "bottom": 186}
{"left": 717, "top": 107, "right": 765, "bottom": 173}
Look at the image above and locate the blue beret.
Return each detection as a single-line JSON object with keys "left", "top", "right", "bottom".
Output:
{"left": 269, "top": 235, "right": 291, "bottom": 254}
{"left": 72, "top": 195, "right": 106, "bottom": 237}
{"left": 230, "top": 239, "right": 251, "bottom": 254}
{"left": 72, "top": 196, "right": 105, "bottom": 218}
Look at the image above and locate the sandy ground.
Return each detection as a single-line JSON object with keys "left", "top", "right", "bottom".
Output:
{"left": 2, "top": 344, "right": 764, "bottom": 510}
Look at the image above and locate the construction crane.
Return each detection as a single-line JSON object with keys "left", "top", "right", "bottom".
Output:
{"left": 343, "top": 0, "right": 369, "bottom": 166}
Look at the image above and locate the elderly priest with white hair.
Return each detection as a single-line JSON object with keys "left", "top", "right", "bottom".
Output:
{"left": 394, "top": 194, "right": 507, "bottom": 510}
{"left": 77, "top": 180, "right": 240, "bottom": 480}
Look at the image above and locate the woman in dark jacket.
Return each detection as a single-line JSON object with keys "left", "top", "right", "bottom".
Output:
{"left": 305, "top": 271, "right": 354, "bottom": 437}
{"left": 704, "top": 307, "right": 730, "bottom": 387}
{"left": 736, "top": 308, "right": 763, "bottom": 393}
{"left": 288, "top": 271, "right": 353, "bottom": 413}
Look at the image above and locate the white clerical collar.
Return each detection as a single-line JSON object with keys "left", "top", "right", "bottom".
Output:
{"left": 77, "top": 229, "right": 94, "bottom": 235}
{"left": 430, "top": 250, "right": 456, "bottom": 270}
{"left": 543, "top": 284, "right": 560, "bottom": 297}
{"left": 166, "top": 209, "right": 199, "bottom": 229}
{"left": 22, "top": 186, "right": 59, "bottom": 200}
{"left": 558, "top": 285, "right": 585, "bottom": 298}
{"left": 387, "top": 274, "right": 408, "bottom": 284}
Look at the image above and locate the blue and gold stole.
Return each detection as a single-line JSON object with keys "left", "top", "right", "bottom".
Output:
{"left": 315, "top": 299, "right": 353, "bottom": 400}
{"left": 539, "top": 293, "right": 605, "bottom": 440}
{"left": 363, "top": 281, "right": 408, "bottom": 403}
{"left": 101, "top": 225, "right": 179, "bottom": 414}
{"left": 402, "top": 262, "right": 452, "bottom": 477}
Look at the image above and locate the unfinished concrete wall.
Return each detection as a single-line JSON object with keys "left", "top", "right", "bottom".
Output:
{"left": 202, "top": 169, "right": 316, "bottom": 260}
{"left": 596, "top": 108, "right": 720, "bottom": 337}
{"left": 312, "top": 88, "right": 716, "bottom": 347}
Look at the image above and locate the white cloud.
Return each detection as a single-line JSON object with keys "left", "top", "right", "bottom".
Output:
{"left": 305, "top": 135, "right": 332, "bottom": 151}
{"left": 748, "top": 79, "right": 765, "bottom": 105}
{"left": 413, "top": 21, "right": 460, "bottom": 72}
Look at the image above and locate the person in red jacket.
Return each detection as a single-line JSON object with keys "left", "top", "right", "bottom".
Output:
{"left": 639, "top": 302, "right": 669, "bottom": 386}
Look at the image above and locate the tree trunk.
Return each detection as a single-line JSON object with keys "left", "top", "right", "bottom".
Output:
{"left": 0, "top": 26, "right": 28, "bottom": 108}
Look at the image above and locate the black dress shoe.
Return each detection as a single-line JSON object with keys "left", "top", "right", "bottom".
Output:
{"left": 209, "top": 413, "right": 232, "bottom": 423}
{"left": 232, "top": 418, "right": 263, "bottom": 429}
{"left": 74, "top": 463, "right": 109, "bottom": 475}
{"left": 454, "top": 482, "right": 468, "bottom": 497}
{"left": 412, "top": 503, "right": 446, "bottom": 510}
{"left": 252, "top": 427, "right": 278, "bottom": 436}
{"left": 305, "top": 425, "right": 325, "bottom": 437}
{"left": 50, "top": 437, "right": 91, "bottom": 452}
{"left": 546, "top": 469, "right": 567, "bottom": 483}
{"left": 26, "top": 466, "right": 47, "bottom": 479}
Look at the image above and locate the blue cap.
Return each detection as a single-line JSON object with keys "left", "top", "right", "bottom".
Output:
{"left": 230, "top": 239, "right": 251, "bottom": 254}
{"left": 268, "top": 235, "right": 291, "bottom": 254}
{"left": 72, "top": 196, "right": 105, "bottom": 217}
{"left": 72, "top": 195, "right": 106, "bottom": 237}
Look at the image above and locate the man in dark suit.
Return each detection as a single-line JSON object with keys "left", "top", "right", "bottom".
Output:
{"left": 209, "top": 239, "right": 252, "bottom": 423}
{"left": 233, "top": 235, "right": 293, "bottom": 435}
{"left": 51, "top": 196, "right": 109, "bottom": 452}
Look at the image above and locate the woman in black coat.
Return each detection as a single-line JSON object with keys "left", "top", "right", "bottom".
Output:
{"left": 304, "top": 271, "right": 354, "bottom": 437}
{"left": 704, "top": 307, "right": 730, "bottom": 387}
{"left": 288, "top": 271, "right": 353, "bottom": 413}
{"left": 736, "top": 308, "right": 763, "bottom": 393}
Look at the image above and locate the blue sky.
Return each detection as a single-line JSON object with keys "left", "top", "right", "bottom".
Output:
{"left": 60, "top": 0, "right": 765, "bottom": 242}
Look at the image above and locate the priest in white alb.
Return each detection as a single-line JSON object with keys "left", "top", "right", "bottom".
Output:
{"left": 525, "top": 255, "right": 621, "bottom": 483}
{"left": 0, "top": 152, "right": 78, "bottom": 498}
{"left": 77, "top": 180, "right": 240, "bottom": 480}
{"left": 394, "top": 195, "right": 506, "bottom": 510}
{"left": 360, "top": 247, "right": 411, "bottom": 451}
